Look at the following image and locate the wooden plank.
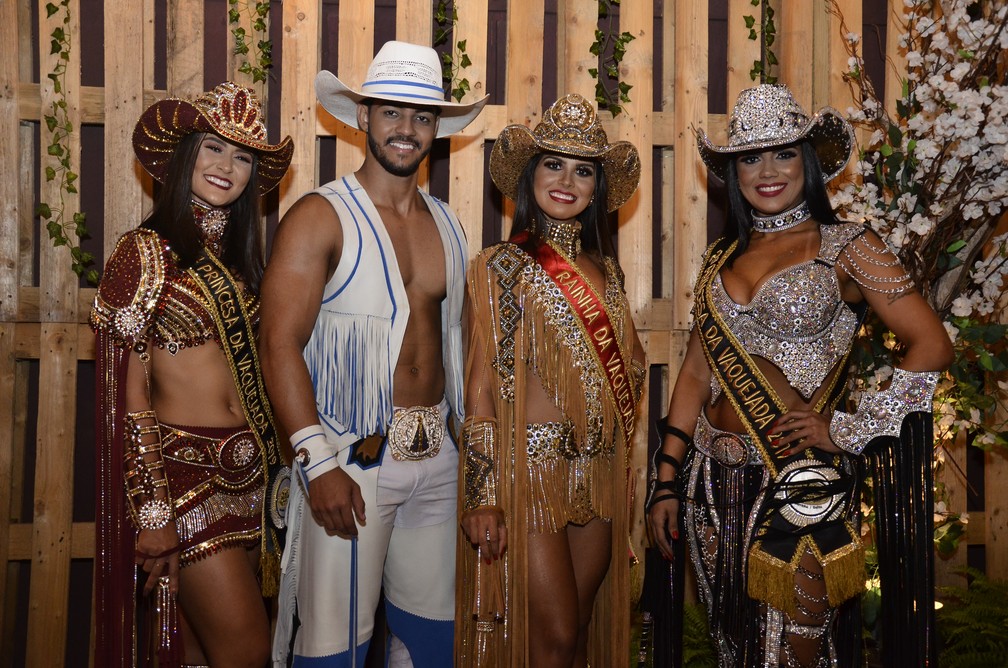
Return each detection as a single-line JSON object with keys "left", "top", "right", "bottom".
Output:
{"left": 935, "top": 433, "right": 969, "bottom": 587}
{"left": 617, "top": 0, "right": 655, "bottom": 589}
{"left": 24, "top": 324, "right": 77, "bottom": 667}
{"left": 227, "top": 0, "right": 264, "bottom": 93}
{"left": 987, "top": 437, "right": 1008, "bottom": 578}
{"left": 557, "top": 0, "right": 596, "bottom": 98}
{"left": 38, "top": 0, "right": 82, "bottom": 323}
{"left": 103, "top": 0, "right": 146, "bottom": 259}
{"left": 727, "top": 0, "right": 762, "bottom": 104}
{"left": 778, "top": 0, "right": 814, "bottom": 106}
{"left": 7, "top": 523, "right": 95, "bottom": 562}
{"left": 0, "top": 0, "right": 19, "bottom": 322}
{"left": 167, "top": 0, "right": 204, "bottom": 95}
{"left": 396, "top": 0, "right": 431, "bottom": 188}
{"left": 278, "top": 0, "right": 321, "bottom": 215}
{"left": 504, "top": 0, "right": 544, "bottom": 127}
{"left": 0, "top": 323, "right": 14, "bottom": 650}
{"left": 448, "top": 0, "right": 490, "bottom": 259}
{"left": 824, "top": 0, "right": 864, "bottom": 184}
{"left": 396, "top": 0, "right": 431, "bottom": 47}
{"left": 672, "top": 0, "right": 708, "bottom": 329}
{"left": 334, "top": 2, "right": 374, "bottom": 178}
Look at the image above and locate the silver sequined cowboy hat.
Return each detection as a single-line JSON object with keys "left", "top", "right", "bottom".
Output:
{"left": 132, "top": 81, "right": 293, "bottom": 195}
{"left": 315, "top": 40, "right": 489, "bottom": 139}
{"left": 696, "top": 84, "right": 854, "bottom": 183}
{"left": 489, "top": 93, "right": 641, "bottom": 212}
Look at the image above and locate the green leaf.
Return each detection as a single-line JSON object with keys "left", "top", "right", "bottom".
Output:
{"left": 37, "top": 203, "right": 52, "bottom": 219}
{"left": 46, "top": 2, "right": 59, "bottom": 17}
{"left": 48, "top": 143, "right": 64, "bottom": 157}
{"left": 880, "top": 143, "right": 893, "bottom": 157}
{"left": 460, "top": 54, "right": 472, "bottom": 68}
{"left": 66, "top": 171, "right": 78, "bottom": 184}
{"left": 45, "top": 166, "right": 57, "bottom": 181}
{"left": 744, "top": 15, "right": 756, "bottom": 29}
{"left": 72, "top": 211, "right": 86, "bottom": 224}
{"left": 946, "top": 239, "right": 967, "bottom": 253}
{"left": 45, "top": 115, "right": 58, "bottom": 132}
{"left": 50, "top": 39, "right": 62, "bottom": 55}
{"left": 588, "top": 68, "right": 599, "bottom": 78}
{"left": 66, "top": 184, "right": 78, "bottom": 194}
{"left": 52, "top": 27, "right": 65, "bottom": 41}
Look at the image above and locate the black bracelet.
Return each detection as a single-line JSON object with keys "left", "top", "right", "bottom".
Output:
{"left": 654, "top": 450, "right": 681, "bottom": 472}
{"left": 656, "top": 417, "right": 693, "bottom": 448}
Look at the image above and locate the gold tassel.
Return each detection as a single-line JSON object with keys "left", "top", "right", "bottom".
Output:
{"left": 260, "top": 541, "right": 281, "bottom": 598}
{"left": 821, "top": 533, "right": 866, "bottom": 607}
{"left": 747, "top": 541, "right": 800, "bottom": 617}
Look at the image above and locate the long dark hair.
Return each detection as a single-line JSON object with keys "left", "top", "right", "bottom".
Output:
{"left": 141, "top": 132, "right": 266, "bottom": 292}
{"left": 723, "top": 141, "right": 843, "bottom": 266}
{"left": 510, "top": 152, "right": 616, "bottom": 259}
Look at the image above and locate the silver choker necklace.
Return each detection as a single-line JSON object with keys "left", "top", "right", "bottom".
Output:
{"left": 751, "top": 201, "right": 811, "bottom": 233}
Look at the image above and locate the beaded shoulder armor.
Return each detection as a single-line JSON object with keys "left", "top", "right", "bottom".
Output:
{"left": 91, "top": 228, "right": 258, "bottom": 353}
{"left": 710, "top": 222, "right": 866, "bottom": 399}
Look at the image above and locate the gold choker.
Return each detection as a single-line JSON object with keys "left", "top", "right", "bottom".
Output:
{"left": 537, "top": 216, "right": 582, "bottom": 258}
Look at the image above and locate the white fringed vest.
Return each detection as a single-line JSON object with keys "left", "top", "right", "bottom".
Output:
{"left": 304, "top": 174, "right": 467, "bottom": 448}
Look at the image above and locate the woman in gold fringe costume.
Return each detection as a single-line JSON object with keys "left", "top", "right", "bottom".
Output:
{"left": 456, "top": 93, "right": 646, "bottom": 667}
{"left": 91, "top": 83, "right": 292, "bottom": 668}
{"left": 647, "top": 84, "right": 952, "bottom": 667}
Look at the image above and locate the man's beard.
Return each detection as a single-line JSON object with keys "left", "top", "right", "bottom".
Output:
{"left": 367, "top": 133, "right": 432, "bottom": 177}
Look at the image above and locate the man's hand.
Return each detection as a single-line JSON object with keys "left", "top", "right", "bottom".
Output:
{"left": 308, "top": 467, "right": 367, "bottom": 537}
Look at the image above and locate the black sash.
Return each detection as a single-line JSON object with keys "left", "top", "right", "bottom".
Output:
{"left": 694, "top": 237, "right": 865, "bottom": 614}
{"left": 190, "top": 251, "right": 288, "bottom": 596}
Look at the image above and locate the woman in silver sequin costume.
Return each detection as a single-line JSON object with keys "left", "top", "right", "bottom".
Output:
{"left": 91, "top": 83, "right": 292, "bottom": 668}
{"left": 646, "top": 84, "right": 952, "bottom": 667}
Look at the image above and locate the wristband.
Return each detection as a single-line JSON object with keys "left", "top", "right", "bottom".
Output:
{"left": 290, "top": 424, "right": 339, "bottom": 483}
{"left": 829, "top": 368, "right": 939, "bottom": 455}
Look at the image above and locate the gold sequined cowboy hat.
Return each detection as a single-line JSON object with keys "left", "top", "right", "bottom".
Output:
{"left": 696, "top": 83, "right": 854, "bottom": 183}
{"left": 132, "top": 81, "right": 293, "bottom": 195}
{"left": 489, "top": 93, "right": 641, "bottom": 212}
{"left": 315, "top": 40, "right": 489, "bottom": 139}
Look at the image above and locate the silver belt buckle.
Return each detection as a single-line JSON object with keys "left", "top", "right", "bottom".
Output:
{"left": 711, "top": 433, "right": 749, "bottom": 468}
{"left": 388, "top": 406, "right": 444, "bottom": 461}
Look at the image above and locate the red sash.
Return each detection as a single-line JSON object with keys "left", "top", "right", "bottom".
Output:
{"left": 513, "top": 232, "right": 637, "bottom": 442}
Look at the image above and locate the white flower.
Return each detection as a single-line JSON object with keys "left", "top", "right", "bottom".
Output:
{"left": 950, "top": 295, "right": 974, "bottom": 317}
{"left": 943, "top": 320, "right": 959, "bottom": 343}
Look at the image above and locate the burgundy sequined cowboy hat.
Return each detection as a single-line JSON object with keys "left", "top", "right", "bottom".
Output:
{"left": 696, "top": 84, "right": 854, "bottom": 183}
{"left": 132, "top": 81, "right": 294, "bottom": 194}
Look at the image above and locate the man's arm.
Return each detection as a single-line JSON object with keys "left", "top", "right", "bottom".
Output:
{"left": 258, "top": 193, "right": 365, "bottom": 535}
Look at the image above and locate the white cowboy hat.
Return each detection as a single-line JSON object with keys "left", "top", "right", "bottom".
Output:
{"left": 315, "top": 40, "right": 489, "bottom": 139}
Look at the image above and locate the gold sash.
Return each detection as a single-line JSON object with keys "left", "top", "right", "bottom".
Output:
{"left": 189, "top": 251, "right": 286, "bottom": 596}
{"left": 694, "top": 237, "right": 864, "bottom": 614}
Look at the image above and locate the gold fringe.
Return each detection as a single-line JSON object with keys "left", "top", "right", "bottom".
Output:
{"left": 259, "top": 544, "right": 280, "bottom": 598}
{"left": 820, "top": 531, "right": 866, "bottom": 607}
{"left": 747, "top": 540, "right": 801, "bottom": 617}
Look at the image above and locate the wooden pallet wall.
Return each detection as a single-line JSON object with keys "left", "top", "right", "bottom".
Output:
{"left": 1, "top": 0, "right": 1001, "bottom": 665}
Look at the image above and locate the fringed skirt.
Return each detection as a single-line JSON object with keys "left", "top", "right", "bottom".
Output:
{"left": 525, "top": 420, "right": 615, "bottom": 533}
{"left": 682, "top": 412, "right": 858, "bottom": 668}
{"left": 160, "top": 423, "right": 264, "bottom": 565}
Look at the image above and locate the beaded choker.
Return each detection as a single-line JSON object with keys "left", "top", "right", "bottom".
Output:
{"left": 191, "top": 200, "right": 229, "bottom": 256}
{"left": 537, "top": 216, "right": 582, "bottom": 258}
{"left": 751, "top": 201, "right": 811, "bottom": 233}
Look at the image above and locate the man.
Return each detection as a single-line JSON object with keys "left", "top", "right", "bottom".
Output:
{"left": 260, "top": 40, "right": 487, "bottom": 667}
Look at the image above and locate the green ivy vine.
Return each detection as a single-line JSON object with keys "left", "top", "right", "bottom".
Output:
{"left": 37, "top": 0, "right": 97, "bottom": 285}
{"left": 590, "top": 0, "right": 635, "bottom": 117}
{"left": 228, "top": 0, "right": 273, "bottom": 86}
{"left": 434, "top": 1, "right": 473, "bottom": 103}
{"left": 744, "top": 0, "right": 778, "bottom": 84}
